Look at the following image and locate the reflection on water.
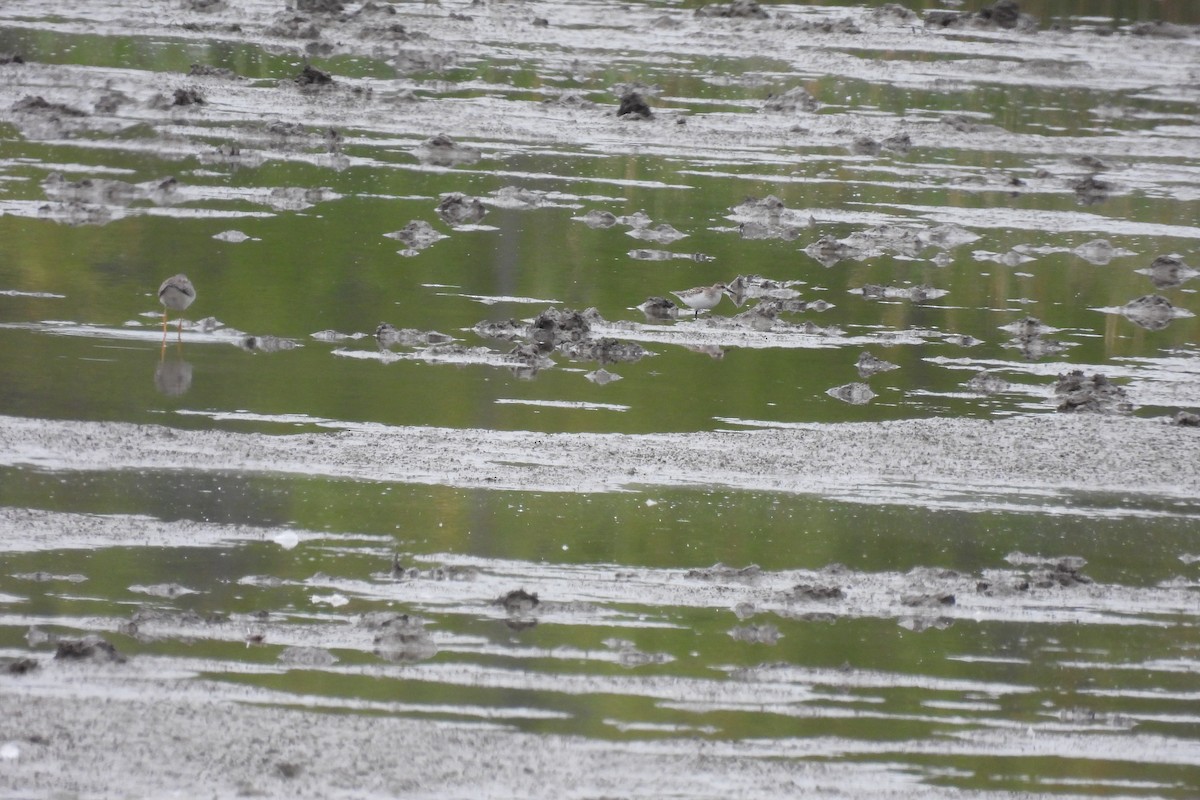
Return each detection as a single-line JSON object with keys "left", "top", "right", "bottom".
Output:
{"left": 154, "top": 356, "right": 193, "bottom": 397}
{"left": 1, "top": 0, "right": 1200, "bottom": 795}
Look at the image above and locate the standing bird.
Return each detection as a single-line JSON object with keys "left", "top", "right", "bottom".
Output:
{"left": 158, "top": 274, "right": 196, "bottom": 344}
{"left": 671, "top": 283, "right": 728, "bottom": 318}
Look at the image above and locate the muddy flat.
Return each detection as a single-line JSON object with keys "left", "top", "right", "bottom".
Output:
{"left": 2, "top": 0, "right": 1200, "bottom": 797}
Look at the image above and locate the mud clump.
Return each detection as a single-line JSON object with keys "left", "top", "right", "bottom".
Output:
{"left": 375, "top": 323, "right": 454, "bottom": 349}
{"left": 171, "top": 87, "right": 205, "bottom": 106}
{"left": 806, "top": 222, "right": 950, "bottom": 266}
{"left": 266, "top": 14, "right": 322, "bottom": 38}
{"left": 188, "top": 63, "right": 237, "bottom": 79}
{"left": 941, "top": 114, "right": 990, "bottom": 134}
{"left": 1073, "top": 174, "right": 1112, "bottom": 205}
{"left": 762, "top": 87, "right": 818, "bottom": 114}
{"left": 369, "top": 614, "right": 437, "bottom": 662}
{"left": 695, "top": 0, "right": 769, "bottom": 19}
{"left": 627, "top": 222, "right": 687, "bottom": 244}
{"left": 1055, "top": 370, "right": 1131, "bottom": 415}
{"left": 1130, "top": 21, "right": 1197, "bottom": 39}
{"left": 727, "top": 197, "right": 812, "bottom": 241}
{"left": 1001, "top": 316, "right": 1068, "bottom": 361}
{"left": 576, "top": 209, "right": 618, "bottom": 229}
{"left": 976, "top": 577, "right": 1030, "bottom": 596}
{"left": 854, "top": 283, "right": 942, "bottom": 302}
{"left": 294, "top": 64, "right": 333, "bottom": 86}
{"left": 856, "top": 352, "right": 899, "bottom": 378}
{"left": 388, "top": 556, "right": 479, "bottom": 581}
{"left": 120, "top": 608, "right": 227, "bottom": 641}
{"left": 415, "top": 134, "right": 482, "bottom": 166}
{"left": 926, "top": 0, "right": 1037, "bottom": 33}
{"left": 385, "top": 220, "right": 447, "bottom": 254}
{"left": 617, "top": 91, "right": 652, "bottom": 119}
{"left": 296, "top": 0, "right": 343, "bottom": 12}
{"left": 727, "top": 303, "right": 779, "bottom": 331}
{"left": 827, "top": 382, "right": 876, "bottom": 405}
{"left": 901, "top": 592, "right": 956, "bottom": 608}
{"left": 471, "top": 318, "right": 527, "bottom": 342}
{"left": 42, "top": 172, "right": 180, "bottom": 207}
{"left": 637, "top": 296, "right": 679, "bottom": 319}
{"left": 490, "top": 186, "right": 547, "bottom": 210}
{"left": 495, "top": 590, "right": 543, "bottom": 629}
{"left": 1057, "top": 706, "right": 1133, "bottom": 728}
{"left": 511, "top": 309, "right": 648, "bottom": 367}
{"left": 998, "top": 554, "right": 1094, "bottom": 589}
{"left": 885, "top": 133, "right": 913, "bottom": 154}
{"left": 850, "top": 136, "right": 881, "bottom": 156}
{"left": 804, "top": 235, "right": 855, "bottom": 268}
{"left": 505, "top": 343, "right": 554, "bottom": 377}
{"left": 861, "top": 132, "right": 914, "bottom": 155}
{"left": 1030, "top": 557, "right": 1093, "bottom": 588}
{"left": 559, "top": 337, "right": 648, "bottom": 365}
{"left": 265, "top": 119, "right": 306, "bottom": 138}
{"left": 12, "top": 94, "right": 87, "bottom": 117}
{"left": 685, "top": 563, "right": 762, "bottom": 582}
{"left": 1137, "top": 255, "right": 1198, "bottom": 290}
{"left": 1120, "top": 294, "right": 1184, "bottom": 331}
{"left": 1071, "top": 238, "right": 1128, "bottom": 265}
{"left": 784, "top": 584, "right": 845, "bottom": 602}
{"left": 496, "top": 589, "right": 540, "bottom": 614}
{"left": 529, "top": 307, "right": 598, "bottom": 345}
{"left": 436, "top": 193, "right": 487, "bottom": 225}
{"left": 966, "top": 371, "right": 1011, "bottom": 395}
{"left": 278, "top": 646, "right": 337, "bottom": 667}
{"left": 4, "top": 657, "right": 39, "bottom": 675}
{"left": 54, "top": 635, "right": 125, "bottom": 664}
{"left": 37, "top": 200, "right": 112, "bottom": 226}
{"left": 357, "top": 611, "right": 416, "bottom": 630}
{"left": 361, "top": 20, "right": 428, "bottom": 42}
{"left": 729, "top": 623, "right": 780, "bottom": 645}
{"left": 791, "top": 16, "right": 862, "bottom": 34}
{"left": 238, "top": 335, "right": 299, "bottom": 353}
{"left": 604, "top": 638, "right": 672, "bottom": 667}
{"left": 869, "top": 4, "right": 920, "bottom": 25}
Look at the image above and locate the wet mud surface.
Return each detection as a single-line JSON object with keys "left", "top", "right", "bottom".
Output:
{"left": 3, "top": 411, "right": 1199, "bottom": 509}
{"left": 2, "top": 0, "right": 1200, "bottom": 797}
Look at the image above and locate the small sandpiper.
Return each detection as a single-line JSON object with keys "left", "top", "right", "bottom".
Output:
{"left": 158, "top": 273, "right": 196, "bottom": 342}
{"left": 671, "top": 283, "right": 728, "bottom": 318}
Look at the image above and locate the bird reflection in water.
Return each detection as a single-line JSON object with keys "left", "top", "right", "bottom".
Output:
{"left": 154, "top": 356, "right": 193, "bottom": 397}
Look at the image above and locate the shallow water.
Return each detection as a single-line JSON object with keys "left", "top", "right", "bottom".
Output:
{"left": 1, "top": 0, "right": 1199, "bottom": 797}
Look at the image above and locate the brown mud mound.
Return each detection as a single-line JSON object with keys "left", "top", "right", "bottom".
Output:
{"left": 1054, "top": 371, "right": 1131, "bottom": 415}
{"left": 926, "top": 0, "right": 1038, "bottom": 33}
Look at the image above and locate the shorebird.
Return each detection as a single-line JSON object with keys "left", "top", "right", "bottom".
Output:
{"left": 671, "top": 283, "right": 727, "bottom": 318}
{"left": 158, "top": 274, "right": 195, "bottom": 343}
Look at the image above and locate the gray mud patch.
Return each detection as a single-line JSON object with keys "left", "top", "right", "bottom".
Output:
{"left": 1, "top": 413, "right": 1198, "bottom": 514}
{"left": 0, "top": 690, "right": 982, "bottom": 800}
